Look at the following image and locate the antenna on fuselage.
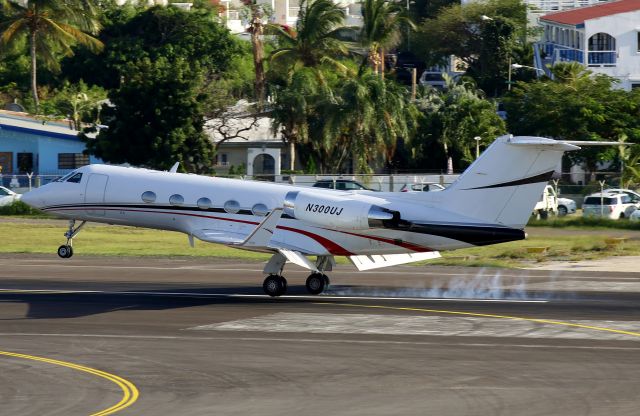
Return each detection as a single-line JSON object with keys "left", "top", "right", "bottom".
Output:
{"left": 169, "top": 162, "right": 180, "bottom": 173}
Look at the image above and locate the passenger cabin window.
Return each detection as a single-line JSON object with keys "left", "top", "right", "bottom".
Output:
{"left": 141, "top": 191, "right": 156, "bottom": 203}
{"left": 224, "top": 200, "right": 240, "bottom": 214}
{"left": 251, "top": 203, "right": 269, "bottom": 216}
{"left": 197, "top": 197, "right": 212, "bottom": 210}
{"left": 66, "top": 173, "right": 83, "bottom": 183}
{"left": 169, "top": 194, "right": 184, "bottom": 206}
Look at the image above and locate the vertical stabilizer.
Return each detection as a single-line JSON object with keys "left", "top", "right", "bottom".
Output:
{"left": 438, "top": 135, "right": 579, "bottom": 228}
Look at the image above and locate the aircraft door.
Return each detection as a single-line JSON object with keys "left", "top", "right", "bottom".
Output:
{"left": 84, "top": 174, "right": 108, "bottom": 216}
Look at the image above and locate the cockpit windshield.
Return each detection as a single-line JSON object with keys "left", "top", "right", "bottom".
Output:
{"left": 55, "top": 170, "right": 79, "bottom": 182}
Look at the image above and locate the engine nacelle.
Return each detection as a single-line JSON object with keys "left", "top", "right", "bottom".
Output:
{"left": 283, "top": 191, "right": 398, "bottom": 230}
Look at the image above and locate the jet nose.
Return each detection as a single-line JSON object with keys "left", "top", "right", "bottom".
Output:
{"left": 21, "top": 188, "right": 44, "bottom": 209}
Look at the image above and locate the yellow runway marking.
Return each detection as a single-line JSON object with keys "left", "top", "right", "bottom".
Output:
{"left": 323, "top": 303, "right": 640, "bottom": 338}
{"left": 0, "top": 350, "right": 139, "bottom": 415}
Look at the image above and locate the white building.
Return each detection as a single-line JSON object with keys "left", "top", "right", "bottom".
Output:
{"left": 535, "top": 0, "right": 640, "bottom": 90}
{"left": 205, "top": 101, "right": 290, "bottom": 178}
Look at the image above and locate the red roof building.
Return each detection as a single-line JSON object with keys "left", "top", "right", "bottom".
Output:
{"left": 533, "top": 0, "right": 640, "bottom": 90}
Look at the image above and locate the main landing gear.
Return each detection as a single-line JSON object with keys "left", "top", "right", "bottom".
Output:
{"left": 305, "top": 273, "right": 330, "bottom": 295}
{"left": 261, "top": 253, "right": 334, "bottom": 297}
{"left": 57, "top": 219, "right": 86, "bottom": 259}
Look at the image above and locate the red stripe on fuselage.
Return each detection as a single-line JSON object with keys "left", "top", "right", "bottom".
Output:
{"left": 276, "top": 225, "right": 354, "bottom": 256}
{"left": 334, "top": 230, "right": 433, "bottom": 252}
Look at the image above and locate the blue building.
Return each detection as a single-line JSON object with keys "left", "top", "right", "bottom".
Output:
{"left": 0, "top": 110, "right": 102, "bottom": 186}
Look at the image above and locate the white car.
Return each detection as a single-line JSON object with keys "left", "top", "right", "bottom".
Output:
{"left": 0, "top": 186, "right": 20, "bottom": 206}
{"left": 605, "top": 188, "right": 640, "bottom": 206}
{"left": 400, "top": 183, "right": 445, "bottom": 192}
{"left": 582, "top": 192, "right": 638, "bottom": 219}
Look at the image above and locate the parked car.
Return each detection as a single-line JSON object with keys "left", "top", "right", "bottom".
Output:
{"left": 400, "top": 183, "right": 445, "bottom": 192}
{"left": 532, "top": 185, "right": 576, "bottom": 218}
{"left": 605, "top": 188, "right": 640, "bottom": 206}
{"left": 312, "top": 179, "right": 375, "bottom": 191}
{"left": 0, "top": 186, "right": 20, "bottom": 206}
{"left": 582, "top": 192, "right": 638, "bottom": 219}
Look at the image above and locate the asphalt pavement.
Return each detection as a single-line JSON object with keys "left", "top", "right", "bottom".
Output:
{"left": 0, "top": 255, "right": 639, "bottom": 415}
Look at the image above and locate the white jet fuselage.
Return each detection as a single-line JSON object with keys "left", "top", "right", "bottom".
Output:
{"left": 25, "top": 164, "right": 496, "bottom": 256}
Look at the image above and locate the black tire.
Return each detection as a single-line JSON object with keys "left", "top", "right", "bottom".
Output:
{"left": 620, "top": 213, "right": 625, "bottom": 219}
{"left": 539, "top": 210, "right": 549, "bottom": 220}
{"left": 57, "top": 245, "right": 72, "bottom": 259}
{"left": 323, "top": 274, "right": 330, "bottom": 289}
{"left": 558, "top": 206, "right": 568, "bottom": 217}
{"left": 306, "top": 273, "right": 326, "bottom": 295}
{"left": 263, "top": 275, "right": 286, "bottom": 297}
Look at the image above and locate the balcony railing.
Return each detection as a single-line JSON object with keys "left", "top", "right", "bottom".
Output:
{"left": 539, "top": 42, "right": 617, "bottom": 67}
{"left": 588, "top": 51, "right": 616, "bottom": 66}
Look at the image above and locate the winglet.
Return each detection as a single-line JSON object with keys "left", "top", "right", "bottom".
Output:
{"left": 240, "top": 208, "right": 283, "bottom": 248}
{"left": 169, "top": 162, "right": 180, "bottom": 173}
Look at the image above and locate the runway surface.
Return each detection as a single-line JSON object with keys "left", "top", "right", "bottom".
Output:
{"left": 0, "top": 255, "right": 640, "bottom": 415}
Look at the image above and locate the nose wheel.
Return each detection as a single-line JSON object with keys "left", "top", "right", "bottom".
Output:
{"left": 57, "top": 220, "right": 86, "bottom": 259}
{"left": 263, "top": 274, "right": 288, "bottom": 297}
{"left": 57, "top": 245, "right": 73, "bottom": 258}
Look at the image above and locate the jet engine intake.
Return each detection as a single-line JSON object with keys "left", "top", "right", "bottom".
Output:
{"left": 283, "top": 191, "right": 399, "bottom": 230}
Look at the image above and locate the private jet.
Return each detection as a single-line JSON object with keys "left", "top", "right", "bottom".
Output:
{"left": 20, "top": 135, "right": 597, "bottom": 296}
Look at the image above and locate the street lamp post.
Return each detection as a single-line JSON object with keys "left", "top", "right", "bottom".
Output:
{"left": 474, "top": 136, "right": 482, "bottom": 159}
{"left": 511, "top": 63, "right": 545, "bottom": 77}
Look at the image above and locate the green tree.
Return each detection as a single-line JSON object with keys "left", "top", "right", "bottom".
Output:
{"left": 327, "top": 70, "right": 418, "bottom": 172}
{"left": 40, "top": 80, "right": 106, "bottom": 128}
{"left": 0, "top": 0, "right": 103, "bottom": 110}
{"left": 503, "top": 62, "right": 640, "bottom": 173}
{"left": 413, "top": 0, "right": 526, "bottom": 94}
{"left": 270, "top": 0, "right": 346, "bottom": 72}
{"left": 63, "top": 6, "right": 239, "bottom": 90}
{"left": 413, "top": 75, "right": 506, "bottom": 170}
{"left": 83, "top": 57, "right": 214, "bottom": 174}
{"left": 360, "top": 0, "right": 413, "bottom": 78}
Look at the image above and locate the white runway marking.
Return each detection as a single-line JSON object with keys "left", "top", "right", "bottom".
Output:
{"left": 0, "top": 333, "right": 639, "bottom": 350}
{"left": 0, "top": 288, "right": 547, "bottom": 303}
{"left": 190, "top": 312, "right": 640, "bottom": 341}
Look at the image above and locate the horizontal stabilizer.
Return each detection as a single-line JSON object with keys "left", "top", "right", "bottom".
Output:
{"left": 279, "top": 249, "right": 319, "bottom": 272}
{"left": 241, "top": 208, "right": 282, "bottom": 248}
{"left": 349, "top": 252, "right": 441, "bottom": 271}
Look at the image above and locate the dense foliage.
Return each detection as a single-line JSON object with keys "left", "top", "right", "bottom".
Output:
{"left": 0, "top": 0, "right": 638, "bottom": 177}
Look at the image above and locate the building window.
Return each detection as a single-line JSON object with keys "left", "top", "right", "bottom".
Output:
{"left": 58, "top": 153, "right": 89, "bottom": 170}
{"left": 637, "top": 32, "right": 640, "bottom": 52}
{"left": 17, "top": 153, "right": 33, "bottom": 173}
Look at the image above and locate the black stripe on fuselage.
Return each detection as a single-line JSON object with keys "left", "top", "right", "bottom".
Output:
{"left": 462, "top": 170, "right": 555, "bottom": 190}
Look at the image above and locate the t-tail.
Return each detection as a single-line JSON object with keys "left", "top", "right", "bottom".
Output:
{"left": 437, "top": 135, "right": 580, "bottom": 229}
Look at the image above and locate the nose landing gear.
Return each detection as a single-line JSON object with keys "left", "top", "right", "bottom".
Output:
{"left": 57, "top": 220, "right": 86, "bottom": 259}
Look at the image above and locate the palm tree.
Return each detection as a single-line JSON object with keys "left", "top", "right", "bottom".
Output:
{"left": 323, "top": 70, "right": 416, "bottom": 172}
{"left": 270, "top": 0, "right": 347, "bottom": 73}
{"left": 0, "top": 0, "right": 103, "bottom": 111}
{"left": 360, "top": 0, "right": 413, "bottom": 79}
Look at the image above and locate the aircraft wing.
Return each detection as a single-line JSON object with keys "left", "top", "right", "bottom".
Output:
{"left": 192, "top": 208, "right": 284, "bottom": 248}
{"left": 191, "top": 229, "right": 248, "bottom": 245}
